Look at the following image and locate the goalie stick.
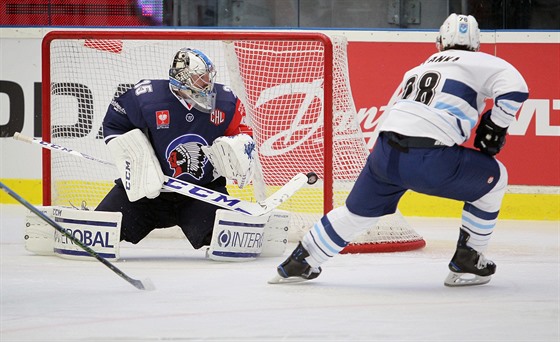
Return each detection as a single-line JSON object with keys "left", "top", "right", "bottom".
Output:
{"left": 14, "top": 132, "right": 318, "bottom": 216}
{"left": 0, "top": 181, "right": 155, "bottom": 291}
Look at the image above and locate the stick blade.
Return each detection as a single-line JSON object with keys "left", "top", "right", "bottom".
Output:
{"left": 259, "top": 173, "right": 308, "bottom": 212}
{"left": 131, "top": 278, "right": 156, "bottom": 291}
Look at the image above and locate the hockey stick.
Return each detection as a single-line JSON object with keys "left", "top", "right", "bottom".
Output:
{"left": 14, "top": 132, "right": 317, "bottom": 216}
{"left": 0, "top": 181, "right": 155, "bottom": 291}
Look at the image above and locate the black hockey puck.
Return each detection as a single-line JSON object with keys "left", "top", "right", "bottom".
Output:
{"left": 306, "top": 172, "right": 319, "bottom": 185}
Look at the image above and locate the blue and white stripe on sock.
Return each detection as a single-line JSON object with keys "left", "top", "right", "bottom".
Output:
{"left": 461, "top": 203, "right": 499, "bottom": 252}
{"left": 303, "top": 215, "right": 348, "bottom": 267}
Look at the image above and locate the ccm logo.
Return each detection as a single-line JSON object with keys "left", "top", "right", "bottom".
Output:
{"left": 124, "top": 161, "right": 131, "bottom": 190}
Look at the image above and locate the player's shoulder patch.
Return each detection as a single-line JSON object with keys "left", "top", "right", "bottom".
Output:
{"left": 110, "top": 98, "right": 127, "bottom": 115}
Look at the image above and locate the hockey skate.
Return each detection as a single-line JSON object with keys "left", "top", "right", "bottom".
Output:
{"left": 444, "top": 229, "right": 496, "bottom": 287}
{"left": 268, "top": 242, "right": 322, "bottom": 284}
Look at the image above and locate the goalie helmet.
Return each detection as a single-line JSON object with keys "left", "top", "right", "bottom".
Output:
{"left": 169, "top": 48, "right": 217, "bottom": 111}
{"left": 436, "top": 13, "right": 480, "bottom": 52}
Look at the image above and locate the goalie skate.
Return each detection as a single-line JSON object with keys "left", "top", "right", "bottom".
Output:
{"left": 444, "top": 230, "right": 496, "bottom": 287}
{"left": 268, "top": 242, "right": 322, "bottom": 284}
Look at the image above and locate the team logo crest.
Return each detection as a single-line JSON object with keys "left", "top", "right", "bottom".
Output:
{"left": 166, "top": 134, "right": 208, "bottom": 179}
{"left": 210, "top": 109, "right": 225, "bottom": 126}
{"left": 156, "top": 110, "right": 170, "bottom": 129}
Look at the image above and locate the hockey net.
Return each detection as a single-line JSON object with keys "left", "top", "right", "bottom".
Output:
{"left": 42, "top": 30, "right": 425, "bottom": 253}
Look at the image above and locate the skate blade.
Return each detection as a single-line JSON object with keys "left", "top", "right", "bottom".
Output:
{"left": 444, "top": 271, "right": 492, "bottom": 287}
{"left": 268, "top": 274, "right": 310, "bottom": 284}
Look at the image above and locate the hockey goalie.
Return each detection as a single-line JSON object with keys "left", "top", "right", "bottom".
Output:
{"left": 24, "top": 47, "right": 290, "bottom": 261}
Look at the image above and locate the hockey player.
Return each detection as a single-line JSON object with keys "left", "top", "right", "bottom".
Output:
{"left": 270, "top": 13, "right": 529, "bottom": 286}
{"left": 96, "top": 48, "right": 255, "bottom": 250}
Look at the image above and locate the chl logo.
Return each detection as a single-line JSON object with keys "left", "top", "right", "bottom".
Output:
{"left": 210, "top": 109, "right": 225, "bottom": 126}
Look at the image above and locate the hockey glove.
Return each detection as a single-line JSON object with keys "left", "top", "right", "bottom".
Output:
{"left": 474, "top": 110, "right": 507, "bottom": 156}
{"left": 201, "top": 134, "right": 256, "bottom": 189}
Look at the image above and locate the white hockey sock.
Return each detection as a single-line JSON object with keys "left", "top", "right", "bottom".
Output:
{"left": 302, "top": 206, "right": 380, "bottom": 267}
{"left": 460, "top": 203, "right": 499, "bottom": 253}
{"left": 461, "top": 161, "right": 507, "bottom": 253}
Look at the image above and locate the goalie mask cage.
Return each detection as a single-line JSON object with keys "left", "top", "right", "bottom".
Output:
{"left": 42, "top": 30, "right": 425, "bottom": 253}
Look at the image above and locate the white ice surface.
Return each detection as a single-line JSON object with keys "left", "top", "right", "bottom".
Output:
{"left": 1, "top": 204, "right": 558, "bottom": 341}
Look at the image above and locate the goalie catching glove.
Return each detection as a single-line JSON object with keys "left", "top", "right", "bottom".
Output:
{"left": 107, "top": 129, "right": 165, "bottom": 202}
{"left": 201, "top": 134, "right": 256, "bottom": 189}
{"left": 474, "top": 110, "right": 507, "bottom": 156}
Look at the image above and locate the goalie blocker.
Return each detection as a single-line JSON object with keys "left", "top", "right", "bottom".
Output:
{"left": 106, "top": 128, "right": 165, "bottom": 202}
{"left": 25, "top": 206, "right": 122, "bottom": 261}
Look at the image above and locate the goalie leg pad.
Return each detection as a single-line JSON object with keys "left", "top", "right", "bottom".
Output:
{"left": 24, "top": 206, "right": 56, "bottom": 256}
{"left": 52, "top": 207, "right": 122, "bottom": 261}
{"left": 207, "top": 209, "right": 269, "bottom": 261}
{"left": 260, "top": 210, "right": 291, "bottom": 257}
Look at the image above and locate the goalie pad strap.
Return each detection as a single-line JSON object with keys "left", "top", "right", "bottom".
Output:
{"left": 107, "top": 129, "right": 165, "bottom": 202}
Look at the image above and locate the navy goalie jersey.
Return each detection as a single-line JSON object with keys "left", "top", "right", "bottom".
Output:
{"left": 102, "top": 79, "right": 251, "bottom": 186}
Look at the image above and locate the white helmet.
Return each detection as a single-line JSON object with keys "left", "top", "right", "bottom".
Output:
{"left": 169, "top": 48, "right": 217, "bottom": 111}
{"left": 436, "top": 13, "right": 480, "bottom": 52}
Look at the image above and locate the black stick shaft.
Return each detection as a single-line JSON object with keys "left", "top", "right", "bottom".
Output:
{"left": 0, "top": 181, "right": 150, "bottom": 290}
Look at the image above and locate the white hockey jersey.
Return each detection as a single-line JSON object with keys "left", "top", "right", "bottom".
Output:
{"left": 380, "top": 49, "right": 529, "bottom": 146}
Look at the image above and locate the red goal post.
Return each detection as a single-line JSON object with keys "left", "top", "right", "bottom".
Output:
{"left": 41, "top": 30, "right": 425, "bottom": 253}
